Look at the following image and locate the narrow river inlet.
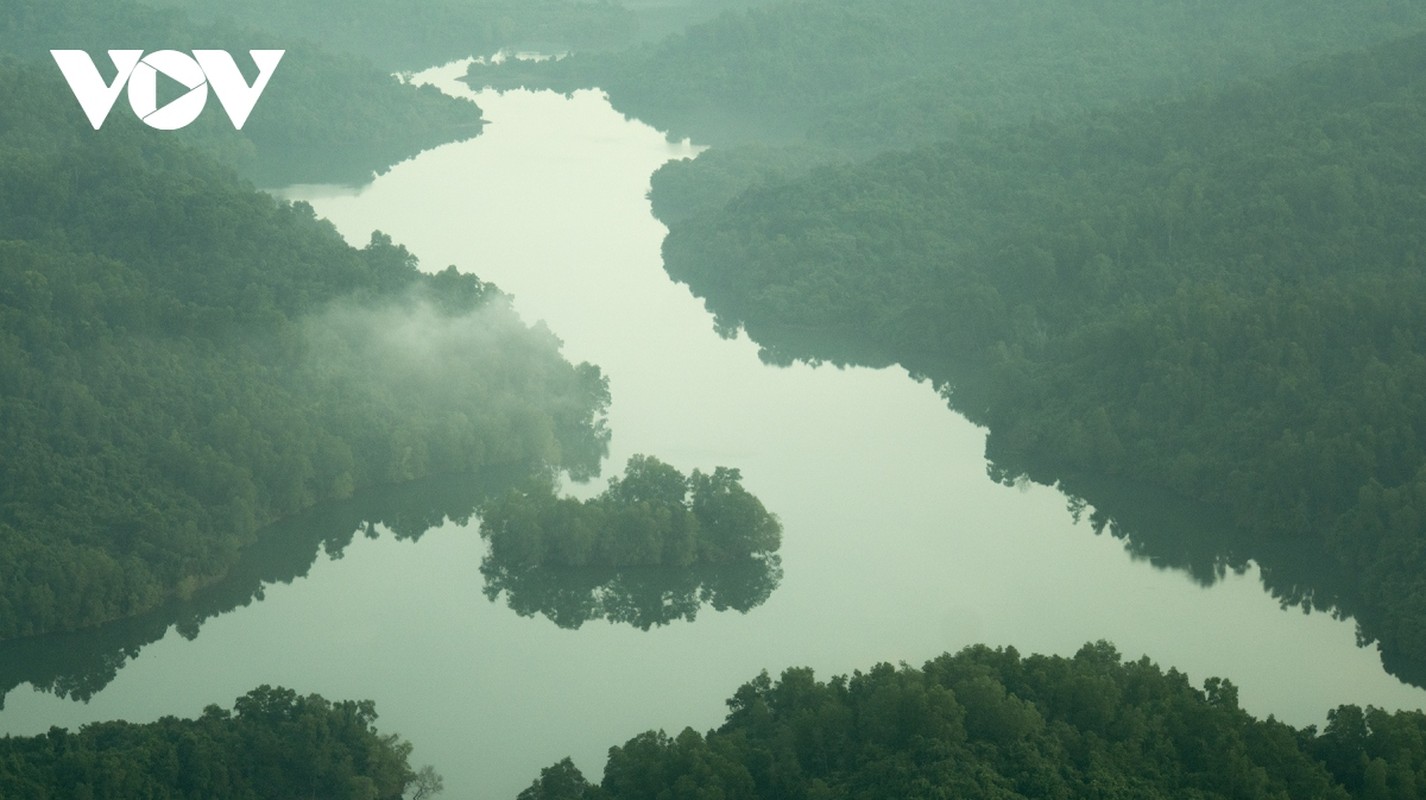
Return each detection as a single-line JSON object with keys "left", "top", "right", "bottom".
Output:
{"left": 2, "top": 61, "right": 1422, "bottom": 800}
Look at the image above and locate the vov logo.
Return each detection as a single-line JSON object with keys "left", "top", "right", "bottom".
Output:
{"left": 50, "top": 49, "right": 285, "bottom": 131}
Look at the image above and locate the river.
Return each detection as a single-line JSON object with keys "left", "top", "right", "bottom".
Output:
{"left": 2, "top": 61, "right": 1423, "bottom": 799}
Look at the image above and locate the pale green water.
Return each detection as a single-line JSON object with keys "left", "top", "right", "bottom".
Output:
{"left": 2, "top": 61, "right": 1422, "bottom": 799}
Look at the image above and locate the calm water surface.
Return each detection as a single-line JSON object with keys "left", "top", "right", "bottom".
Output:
{"left": 3, "top": 61, "right": 1422, "bottom": 799}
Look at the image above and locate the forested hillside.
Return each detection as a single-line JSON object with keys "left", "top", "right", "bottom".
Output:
{"left": 0, "top": 63, "right": 609, "bottom": 640}
{"left": 473, "top": 0, "right": 1426, "bottom": 148}
{"left": 520, "top": 643, "right": 1426, "bottom": 800}
{"left": 137, "top": 0, "right": 639, "bottom": 71}
{"left": 470, "top": 0, "right": 1426, "bottom": 222}
{"left": 0, "top": 686, "right": 426, "bottom": 798}
{"left": 659, "top": 33, "right": 1426, "bottom": 680}
{"left": 2, "top": 0, "right": 484, "bottom": 184}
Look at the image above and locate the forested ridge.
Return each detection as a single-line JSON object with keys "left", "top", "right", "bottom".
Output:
{"left": 135, "top": 0, "right": 638, "bottom": 72}
{"left": 519, "top": 643, "right": 1426, "bottom": 800}
{"left": 0, "top": 686, "right": 427, "bottom": 798}
{"left": 0, "top": 62, "right": 610, "bottom": 640}
{"left": 469, "top": 0, "right": 1426, "bottom": 222}
{"left": 659, "top": 33, "right": 1426, "bottom": 679}
{"left": 2, "top": 0, "right": 485, "bottom": 185}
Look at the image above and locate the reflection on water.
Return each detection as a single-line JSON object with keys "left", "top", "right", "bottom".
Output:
{"left": 0, "top": 469, "right": 522, "bottom": 708}
{"left": 483, "top": 556, "right": 781, "bottom": 630}
{"left": 0, "top": 464, "right": 785, "bottom": 709}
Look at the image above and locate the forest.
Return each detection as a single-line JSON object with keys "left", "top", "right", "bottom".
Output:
{"left": 518, "top": 643, "right": 1426, "bottom": 799}
{"left": 0, "top": 61, "right": 611, "bottom": 641}
{"left": 478, "top": 455, "right": 783, "bottom": 628}
{"left": 479, "top": 455, "right": 782, "bottom": 569}
{"left": 0, "top": 686, "right": 430, "bottom": 798}
{"left": 468, "top": 0, "right": 1426, "bottom": 217}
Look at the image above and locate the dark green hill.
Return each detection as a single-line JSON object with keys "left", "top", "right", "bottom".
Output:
{"left": 0, "top": 63, "right": 608, "bottom": 639}
{"left": 658, "top": 32, "right": 1426, "bottom": 680}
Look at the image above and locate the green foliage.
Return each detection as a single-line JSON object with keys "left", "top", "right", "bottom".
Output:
{"left": 479, "top": 455, "right": 781, "bottom": 569}
{"left": 630, "top": 0, "right": 1426, "bottom": 145}
{"left": 0, "top": 686, "right": 429, "bottom": 799}
{"left": 656, "top": 30, "right": 1426, "bottom": 682}
{"left": 138, "top": 0, "right": 641, "bottom": 71}
{"left": 471, "top": 0, "right": 1426, "bottom": 223}
{"left": 0, "top": 62, "right": 608, "bottom": 640}
{"left": 529, "top": 643, "right": 1426, "bottom": 799}
{"left": 477, "top": 456, "right": 783, "bottom": 629}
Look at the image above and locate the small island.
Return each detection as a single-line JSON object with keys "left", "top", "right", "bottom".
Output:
{"left": 478, "top": 455, "right": 782, "bottom": 568}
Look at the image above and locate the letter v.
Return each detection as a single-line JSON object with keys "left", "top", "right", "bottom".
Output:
{"left": 193, "top": 50, "right": 284, "bottom": 130}
{"left": 51, "top": 50, "right": 143, "bottom": 130}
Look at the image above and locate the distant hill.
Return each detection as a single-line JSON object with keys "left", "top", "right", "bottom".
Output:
{"left": 468, "top": 0, "right": 1426, "bottom": 151}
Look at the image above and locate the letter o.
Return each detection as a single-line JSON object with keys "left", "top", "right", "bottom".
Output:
{"left": 128, "top": 50, "right": 208, "bottom": 130}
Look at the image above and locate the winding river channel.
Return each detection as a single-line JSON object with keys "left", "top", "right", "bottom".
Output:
{"left": 3, "top": 61, "right": 1423, "bottom": 799}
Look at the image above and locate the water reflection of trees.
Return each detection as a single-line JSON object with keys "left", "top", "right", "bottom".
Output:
{"left": 0, "top": 462, "right": 787, "bottom": 708}
{"left": 480, "top": 555, "right": 782, "bottom": 630}
{"left": 0, "top": 469, "right": 525, "bottom": 708}
{"left": 475, "top": 456, "right": 785, "bottom": 629}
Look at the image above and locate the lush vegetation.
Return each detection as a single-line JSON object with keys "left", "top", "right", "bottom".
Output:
{"left": 138, "top": 0, "right": 640, "bottom": 71}
{"left": 3, "top": 0, "right": 485, "bottom": 184}
{"left": 479, "top": 455, "right": 782, "bottom": 568}
{"left": 138, "top": 0, "right": 796, "bottom": 72}
{"left": 0, "top": 686, "right": 432, "bottom": 799}
{"left": 0, "top": 62, "right": 609, "bottom": 640}
{"left": 474, "top": 0, "right": 1426, "bottom": 147}
{"left": 469, "top": 0, "right": 1426, "bottom": 223}
{"left": 657, "top": 32, "right": 1426, "bottom": 680}
{"left": 520, "top": 642, "right": 1426, "bottom": 800}
{"left": 478, "top": 455, "right": 783, "bottom": 629}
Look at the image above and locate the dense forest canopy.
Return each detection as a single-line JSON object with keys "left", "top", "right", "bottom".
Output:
{"left": 480, "top": 454, "right": 782, "bottom": 569}
{"left": 477, "top": 455, "right": 784, "bottom": 628}
{"left": 0, "top": 62, "right": 609, "bottom": 640}
{"left": 0, "top": 686, "right": 428, "bottom": 798}
{"left": 469, "top": 0, "right": 1426, "bottom": 221}
{"left": 2, "top": 0, "right": 485, "bottom": 184}
{"left": 136, "top": 0, "right": 639, "bottom": 71}
{"left": 133, "top": 0, "right": 789, "bottom": 71}
{"left": 657, "top": 32, "right": 1426, "bottom": 681}
{"left": 519, "top": 643, "right": 1426, "bottom": 800}
{"left": 482, "top": 0, "right": 1426, "bottom": 143}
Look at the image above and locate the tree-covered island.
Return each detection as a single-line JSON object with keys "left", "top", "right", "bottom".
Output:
{"left": 477, "top": 456, "right": 784, "bottom": 629}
